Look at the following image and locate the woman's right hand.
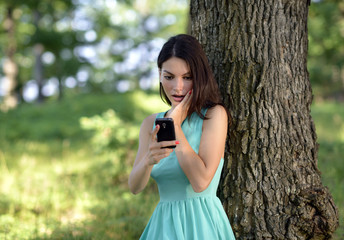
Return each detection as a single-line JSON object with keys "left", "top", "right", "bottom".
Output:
{"left": 146, "top": 124, "right": 177, "bottom": 165}
{"left": 168, "top": 90, "right": 193, "bottom": 127}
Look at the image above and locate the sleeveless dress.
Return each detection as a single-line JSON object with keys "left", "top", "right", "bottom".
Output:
{"left": 139, "top": 109, "right": 236, "bottom": 240}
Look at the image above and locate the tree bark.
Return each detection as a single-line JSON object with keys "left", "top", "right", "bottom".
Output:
{"left": 1, "top": 7, "right": 18, "bottom": 111}
{"left": 190, "top": 0, "right": 339, "bottom": 239}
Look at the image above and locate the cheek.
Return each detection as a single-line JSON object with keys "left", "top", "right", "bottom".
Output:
{"left": 160, "top": 83, "right": 170, "bottom": 97}
{"left": 161, "top": 80, "right": 173, "bottom": 91}
{"left": 187, "top": 82, "right": 193, "bottom": 91}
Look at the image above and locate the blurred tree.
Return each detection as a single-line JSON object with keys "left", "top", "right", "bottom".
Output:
{"left": 31, "top": 0, "right": 82, "bottom": 102}
{"left": 75, "top": 0, "right": 188, "bottom": 93}
{"left": 0, "top": 0, "right": 188, "bottom": 106}
{"left": 308, "top": 0, "right": 344, "bottom": 99}
{"left": 190, "top": 0, "right": 339, "bottom": 239}
{"left": 0, "top": 0, "right": 81, "bottom": 104}
{"left": 1, "top": 4, "right": 18, "bottom": 110}
{"left": 23, "top": 0, "right": 82, "bottom": 102}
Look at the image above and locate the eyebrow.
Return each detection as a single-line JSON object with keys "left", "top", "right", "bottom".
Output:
{"left": 163, "top": 70, "right": 191, "bottom": 76}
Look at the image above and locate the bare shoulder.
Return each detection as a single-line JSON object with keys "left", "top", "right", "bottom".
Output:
{"left": 200, "top": 105, "right": 228, "bottom": 159}
{"left": 202, "top": 105, "right": 227, "bottom": 131}
{"left": 205, "top": 105, "right": 228, "bottom": 123}
{"left": 137, "top": 113, "right": 158, "bottom": 150}
{"left": 140, "top": 113, "right": 158, "bottom": 133}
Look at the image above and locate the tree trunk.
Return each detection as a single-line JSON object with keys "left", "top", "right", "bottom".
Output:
{"left": 33, "top": 10, "right": 45, "bottom": 103}
{"left": 1, "top": 7, "right": 18, "bottom": 111}
{"left": 190, "top": 0, "right": 339, "bottom": 239}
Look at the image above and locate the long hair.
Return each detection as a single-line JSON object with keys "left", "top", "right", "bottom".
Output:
{"left": 157, "top": 34, "right": 222, "bottom": 119}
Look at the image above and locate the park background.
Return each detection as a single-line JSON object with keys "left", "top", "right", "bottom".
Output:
{"left": 0, "top": 0, "right": 343, "bottom": 239}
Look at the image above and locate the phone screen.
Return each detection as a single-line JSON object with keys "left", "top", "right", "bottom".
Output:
{"left": 155, "top": 118, "right": 176, "bottom": 148}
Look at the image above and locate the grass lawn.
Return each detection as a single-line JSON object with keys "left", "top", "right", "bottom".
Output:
{"left": 0, "top": 91, "right": 166, "bottom": 240}
{"left": 311, "top": 102, "right": 344, "bottom": 240}
{"left": 0, "top": 92, "right": 342, "bottom": 239}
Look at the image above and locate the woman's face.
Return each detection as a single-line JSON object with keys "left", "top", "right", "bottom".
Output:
{"left": 159, "top": 57, "right": 193, "bottom": 108}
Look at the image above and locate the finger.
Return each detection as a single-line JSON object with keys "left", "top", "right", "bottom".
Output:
{"left": 149, "top": 148, "right": 173, "bottom": 163}
{"left": 179, "top": 89, "right": 192, "bottom": 109}
{"left": 184, "top": 90, "right": 193, "bottom": 105}
{"left": 158, "top": 151, "right": 173, "bottom": 159}
{"left": 151, "top": 148, "right": 173, "bottom": 159}
{"left": 151, "top": 124, "right": 160, "bottom": 141}
{"left": 158, "top": 140, "right": 180, "bottom": 148}
{"left": 157, "top": 148, "right": 174, "bottom": 157}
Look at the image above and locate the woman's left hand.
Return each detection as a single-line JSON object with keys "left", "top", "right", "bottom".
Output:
{"left": 168, "top": 90, "right": 193, "bottom": 126}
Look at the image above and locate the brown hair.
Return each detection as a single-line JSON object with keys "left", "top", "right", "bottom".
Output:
{"left": 157, "top": 34, "right": 222, "bottom": 119}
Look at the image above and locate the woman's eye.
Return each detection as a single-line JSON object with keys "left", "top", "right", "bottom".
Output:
{"left": 164, "top": 76, "right": 173, "bottom": 80}
{"left": 184, "top": 76, "right": 193, "bottom": 80}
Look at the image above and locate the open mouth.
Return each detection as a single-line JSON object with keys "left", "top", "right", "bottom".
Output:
{"left": 172, "top": 95, "right": 185, "bottom": 102}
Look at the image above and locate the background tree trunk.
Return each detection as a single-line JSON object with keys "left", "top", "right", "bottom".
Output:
{"left": 33, "top": 10, "right": 45, "bottom": 103}
{"left": 1, "top": 7, "right": 18, "bottom": 111}
{"left": 190, "top": 0, "right": 339, "bottom": 239}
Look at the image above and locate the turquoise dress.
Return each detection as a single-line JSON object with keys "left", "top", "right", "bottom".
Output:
{"left": 139, "top": 109, "right": 236, "bottom": 240}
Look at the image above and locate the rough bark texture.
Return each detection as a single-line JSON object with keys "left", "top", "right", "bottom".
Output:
{"left": 190, "top": 0, "right": 339, "bottom": 239}
{"left": 1, "top": 7, "right": 18, "bottom": 111}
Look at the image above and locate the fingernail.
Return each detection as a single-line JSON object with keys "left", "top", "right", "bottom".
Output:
{"left": 175, "top": 141, "right": 180, "bottom": 144}
{"left": 189, "top": 90, "right": 192, "bottom": 95}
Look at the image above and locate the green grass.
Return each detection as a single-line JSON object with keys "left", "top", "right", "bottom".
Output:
{"left": 0, "top": 90, "right": 166, "bottom": 240}
{"left": 0, "top": 92, "right": 342, "bottom": 239}
{"left": 311, "top": 102, "right": 344, "bottom": 240}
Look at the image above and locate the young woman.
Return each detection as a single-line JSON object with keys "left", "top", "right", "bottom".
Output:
{"left": 128, "top": 34, "right": 236, "bottom": 239}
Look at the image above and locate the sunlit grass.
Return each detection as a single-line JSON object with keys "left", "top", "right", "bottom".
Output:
{"left": 0, "top": 91, "right": 342, "bottom": 239}
{"left": 311, "top": 101, "right": 344, "bottom": 240}
{"left": 0, "top": 91, "right": 164, "bottom": 239}
{"left": 0, "top": 141, "right": 101, "bottom": 239}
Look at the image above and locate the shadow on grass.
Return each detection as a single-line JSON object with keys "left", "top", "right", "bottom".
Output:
{"left": 0, "top": 91, "right": 165, "bottom": 240}
{"left": 0, "top": 91, "right": 164, "bottom": 142}
{"left": 317, "top": 140, "right": 344, "bottom": 240}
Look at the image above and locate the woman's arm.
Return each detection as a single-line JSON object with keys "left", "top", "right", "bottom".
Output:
{"left": 174, "top": 105, "right": 228, "bottom": 192}
{"left": 128, "top": 114, "right": 176, "bottom": 194}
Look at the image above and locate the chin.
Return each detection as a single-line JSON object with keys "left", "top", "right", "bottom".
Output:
{"left": 171, "top": 101, "right": 181, "bottom": 108}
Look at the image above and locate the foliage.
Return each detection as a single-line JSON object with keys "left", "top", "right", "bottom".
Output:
{"left": 80, "top": 109, "right": 139, "bottom": 152}
{"left": 0, "top": 90, "right": 167, "bottom": 239}
{"left": 0, "top": 0, "right": 342, "bottom": 104}
{"left": 311, "top": 102, "right": 344, "bottom": 239}
{"left": 308, "top": 0, "right": 344, "bottom": 99}
{"left": 0, "top": 0, "right": 189, "bottom": 104}
{"left": 0, "top": 0, "right": 82, "bottom": 102}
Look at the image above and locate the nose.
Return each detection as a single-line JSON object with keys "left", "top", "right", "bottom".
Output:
{"left": 174, "top": 77, "right": 184, "bottom": 92}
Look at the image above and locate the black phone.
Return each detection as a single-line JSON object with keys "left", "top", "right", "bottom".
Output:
{"left": 155, "top": 118, "right": 176, "bottom": 148}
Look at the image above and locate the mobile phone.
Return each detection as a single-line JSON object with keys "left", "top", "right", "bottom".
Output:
{"left": 155, "top": 118, "right": 176, "bottom": 148}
